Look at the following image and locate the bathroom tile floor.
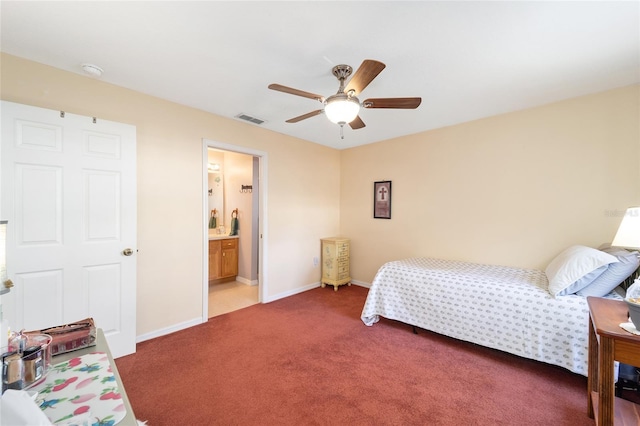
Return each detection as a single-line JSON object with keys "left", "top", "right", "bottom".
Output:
{"left": 208, "top": 281, "right": 259, "bottom": 318}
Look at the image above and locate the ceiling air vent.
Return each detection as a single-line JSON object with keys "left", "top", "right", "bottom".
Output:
{"left": 235, "top": 113, "right": 266, "bottom": 125}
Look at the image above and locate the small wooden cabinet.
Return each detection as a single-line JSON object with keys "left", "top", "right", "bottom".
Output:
{"left": 321, "top": 237, "right": 351, "bottom": 291}
{"left": 209, "top": 238, "right": 238, "bottom": 284}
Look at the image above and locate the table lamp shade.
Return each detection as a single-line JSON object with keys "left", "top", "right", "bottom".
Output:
{"left": 612, "top": 207, "right": 640, "bottom": 249}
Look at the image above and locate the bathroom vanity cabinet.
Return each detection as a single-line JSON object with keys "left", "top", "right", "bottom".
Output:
{"left": 209, "top": 237, "right": 238, "bottom": 283}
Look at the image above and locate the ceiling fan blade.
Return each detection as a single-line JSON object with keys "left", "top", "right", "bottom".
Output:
{"left": 344, "top": 60, "right": 386, "bottom": 95}
{"left": 349, "top": 115, "right": 366, "bottom": 130}
{"left": 362, "top": 97, "right": 422, "bottom": 109}
{"left": 268, "top": 84, "right": 324, "bottom": 102}
{"left": 285, "top": 109, "right": 324, "bottom": 123}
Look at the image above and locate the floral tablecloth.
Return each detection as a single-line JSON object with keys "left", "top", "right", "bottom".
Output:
{"left": 30, "top": 352, "right": 126, "bottom": 425}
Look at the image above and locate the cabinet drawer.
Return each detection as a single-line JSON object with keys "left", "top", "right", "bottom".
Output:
{"left": 222, "top": 239, "right": 237, "bottom": 249}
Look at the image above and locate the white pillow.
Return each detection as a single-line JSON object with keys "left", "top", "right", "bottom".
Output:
{"left": 545, "top": 245, "right": 618, "bottom": 297}
{"left": 576, "top": 250, "right": 640, "bottom": 297}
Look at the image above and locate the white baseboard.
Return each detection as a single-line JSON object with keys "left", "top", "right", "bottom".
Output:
{"left": 136, "top": 317, "right": 204, "bottom": 344}
{"left": 136, "top": 280, "right": 370, "bottom": 344}
{"left": 262, "top": 279, "right": 370, "bottom": 302}
{"left": 236, "top": 276, "right": 258, "bottom": 286}
{"left": 350, "top": 279, "right": 371, "bottom": 288}
{"left": 262, "top": 281, "right": 321, "bottom": 303}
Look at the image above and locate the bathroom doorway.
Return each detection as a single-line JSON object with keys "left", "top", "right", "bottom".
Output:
{"left": 202, "top": 139, "right": 267, "bottom": 320}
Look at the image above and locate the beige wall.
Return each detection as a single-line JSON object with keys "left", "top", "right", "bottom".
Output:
{"left": 3, "top": 53, "right": 638, "bottom": 340}
{"left": 341, "top": 85, "right": 640, "bottom": 283}
{"left": 1, "top": 53, "right": 341, "bottom": 338}
{"left": 221, "top": 151, "right": 254, "bottom": 282}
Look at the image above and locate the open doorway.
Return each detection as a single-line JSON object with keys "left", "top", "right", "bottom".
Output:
{"left": 202, "top": 139, "right": 267, "bottom": 321}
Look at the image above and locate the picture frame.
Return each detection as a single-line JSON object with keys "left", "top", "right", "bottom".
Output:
{"left": 373, "top": 181, "right": 392, "bottom": 219}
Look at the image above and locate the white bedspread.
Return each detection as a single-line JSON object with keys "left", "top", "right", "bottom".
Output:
{"left": 361, "top": 257, "right": 622, "bottom": 376}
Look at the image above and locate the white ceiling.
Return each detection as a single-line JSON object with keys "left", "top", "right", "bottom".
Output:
{"left": 1, "top": 1, "right": 639, "bottom": 150}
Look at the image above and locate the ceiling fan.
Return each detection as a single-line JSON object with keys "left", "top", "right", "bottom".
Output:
{"left": 268, "top": 59, "right": 421, "bottom": 138}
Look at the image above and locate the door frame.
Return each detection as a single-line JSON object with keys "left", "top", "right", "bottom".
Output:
{"left": 201, "top": 139, "right": 267, "bottom": 320}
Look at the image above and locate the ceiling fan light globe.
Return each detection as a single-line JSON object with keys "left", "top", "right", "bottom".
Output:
{"left": 324, "top": 95, "right": 360, "bottom": 125}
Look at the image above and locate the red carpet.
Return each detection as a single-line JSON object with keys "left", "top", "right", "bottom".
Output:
{"left": 116, "top": 285, "right": 595, "bottom": 425}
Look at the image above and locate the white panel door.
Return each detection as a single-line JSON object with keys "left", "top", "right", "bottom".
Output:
{"left": 0, "top": 101, "right": 136, "bottom": 358}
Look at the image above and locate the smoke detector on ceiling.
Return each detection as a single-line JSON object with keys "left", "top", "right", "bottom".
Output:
{"left": 81, "top": 63, "right": 104, "bottom": 78}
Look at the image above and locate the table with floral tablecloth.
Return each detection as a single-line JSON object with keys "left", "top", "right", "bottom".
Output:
{"left": 30, "top": 351, "right": 127, "bottom": 426}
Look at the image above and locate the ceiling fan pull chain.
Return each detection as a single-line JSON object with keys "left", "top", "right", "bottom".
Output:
{"left": 340, "top": 124, "right": 344, "bottom": 139}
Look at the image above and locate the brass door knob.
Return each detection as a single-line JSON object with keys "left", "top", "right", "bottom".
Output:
{"left": 122, "top": 248, "right": 134, "bottom": 256}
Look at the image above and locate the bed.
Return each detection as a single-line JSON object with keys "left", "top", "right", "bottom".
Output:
{"left": 361, "top": 246, "right": 640, "bottom": 376}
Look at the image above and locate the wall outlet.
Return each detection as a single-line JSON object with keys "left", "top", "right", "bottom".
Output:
{"left": 313, "top": 257, "right": 319, "bottom": 267}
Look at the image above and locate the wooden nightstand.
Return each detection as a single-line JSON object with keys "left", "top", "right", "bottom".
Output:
{"left": 320, "top": 237, "right": 351, "bottom": 291}
{"left": 587, "top": 297, "right": 640, "bottom": 425}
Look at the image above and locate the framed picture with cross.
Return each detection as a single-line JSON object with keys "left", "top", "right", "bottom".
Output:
{"left": 373, "top": 181, "right": 392, "bottom": 219}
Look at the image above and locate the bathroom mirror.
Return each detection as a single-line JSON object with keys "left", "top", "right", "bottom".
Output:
{"left": 208, "top": 171, "right": 224, "bottom": 228}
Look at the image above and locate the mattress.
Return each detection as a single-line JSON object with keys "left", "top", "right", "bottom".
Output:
{"left": 361, "top": 257, "right": 623, "bottom": 376}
